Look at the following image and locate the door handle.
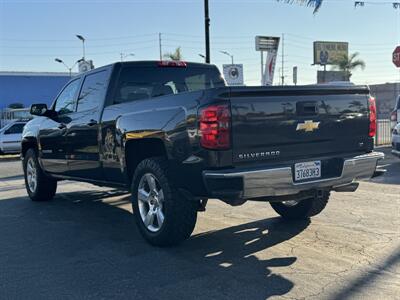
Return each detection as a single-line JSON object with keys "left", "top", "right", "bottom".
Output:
{"left": 87, "top": 119, "right": 98, "bottom": 126}
{"left": 58, "top": 123, "right": 67, "bottom": 129}
{"left": 297, "top": 101, "right": 318, "bottom": 115}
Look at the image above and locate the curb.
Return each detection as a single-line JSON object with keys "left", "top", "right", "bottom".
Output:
{"left": 0, "top": 156, "right": 21, "bottom": 162}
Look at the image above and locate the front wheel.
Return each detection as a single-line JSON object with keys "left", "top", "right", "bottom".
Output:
{"left": 270, "top": 191, "right": 330, "bottom": 220}
{"left": 23, "top": 148, "right": 57, "bottom": 201}
{"left": 131, "top": 157, "right": 197, "bottom": 247}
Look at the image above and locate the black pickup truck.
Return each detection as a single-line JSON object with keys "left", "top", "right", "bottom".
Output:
{"left": 23, "top": 61, "right": 383, "bottom": 246}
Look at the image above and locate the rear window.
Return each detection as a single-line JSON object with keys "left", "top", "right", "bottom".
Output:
{"left": 5, "top": 123, "right": 25, "bottom": 134}
{"left": 114, "top": 65, "right": 225, "bottom": 104}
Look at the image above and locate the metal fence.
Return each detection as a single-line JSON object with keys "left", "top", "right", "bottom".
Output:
{"left": 0, "top": 108, "right": 31, "bottom": 128}
{"left": 375, "top": 119, "right": 392, "bottom": 146}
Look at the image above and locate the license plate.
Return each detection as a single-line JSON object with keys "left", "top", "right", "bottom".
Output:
{"left": 294, "top": 161, "right": 321, "bottom": 181}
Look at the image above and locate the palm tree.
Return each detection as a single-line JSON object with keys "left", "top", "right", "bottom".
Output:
{"left": 277, "top": 0, "right": 324, "bottom": 14}
{"left": 331, "top": 52, "right": 366, "bottom": 81}
{"left": 163, "top": 47, "right": 183, "bottom": 61}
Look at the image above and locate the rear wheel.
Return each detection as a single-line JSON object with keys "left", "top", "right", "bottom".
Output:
{"left": 23, "top": 148, "right": 57, "bottom": 201}
{"left": 131, "top": 157, "right": 197, "bottom": 247}
{"left": 270, "top": 191, "right": 330, "bottom": 220}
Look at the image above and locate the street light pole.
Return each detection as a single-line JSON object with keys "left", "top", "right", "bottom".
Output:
{"left": 76, "top": 35, "right": 86, "bottom": 60}
{"left": 55, "top": 58, "right": 83, "bottom": 77}
{"left": 120, "top": 53, "right": 135, "bottom": 62}
{"left": 220, "top": 51, "right": 234, "bottom": 65}
{"left": 204, "top": 0, "right": 210, "bottom": 63}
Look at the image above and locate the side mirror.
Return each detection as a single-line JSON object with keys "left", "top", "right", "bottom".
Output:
{"left": 30, "top": 103, "right": 48, "bottom": 116}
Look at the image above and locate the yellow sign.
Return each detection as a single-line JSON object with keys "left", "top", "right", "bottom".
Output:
{"left": 313, "top": 41, "right": 349, "bottom": 65}
{"left": 296, "top": 120, "right": 320, "bottom": 132}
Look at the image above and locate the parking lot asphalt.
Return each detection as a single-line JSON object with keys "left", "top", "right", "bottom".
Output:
{"left": 0, "top": 148, "right": 399, "bottom": 300}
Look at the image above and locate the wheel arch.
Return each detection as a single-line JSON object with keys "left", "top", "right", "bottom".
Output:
{"left": 124, "top": 138, "right": 168, "bottom": 183}
{"left": 21, "top": 137, "right": 39, "bottom": 158}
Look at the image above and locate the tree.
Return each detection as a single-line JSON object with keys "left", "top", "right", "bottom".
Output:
{"left": 8, "top": 103, "right": 24, "bottom": 109}
{"left": 163, "top": 47, "right": 183, "bottom": 61}
{"left": 331, "top": 52, "right": 366, "bottom": 81}
{"left": 277, "top": 0, "right": 324, "bottom": 14}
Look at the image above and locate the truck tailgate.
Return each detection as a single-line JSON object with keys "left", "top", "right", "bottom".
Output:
{"left": 229, "top": 86, "right": 372, "bottom": 165}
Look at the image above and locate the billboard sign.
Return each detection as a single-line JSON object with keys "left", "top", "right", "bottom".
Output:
{"left": 255, "top": 36, "right": 280, "bottom": 51}
{"left": 78, "top": 60, "right": 94, "bottom": 73}
{"left": 255, "top": 36, "right": 280, "bottom": 85}
{"left": 393, "top": 46, "right": 400, "bottom": 68}
{"left": 223, "top": 64, "right": 244, "bottom": 86}
{"left": 313, "top": 41, "right": 348, "bottom": 65}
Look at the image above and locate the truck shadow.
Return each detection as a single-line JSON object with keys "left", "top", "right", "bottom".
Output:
{"left": 372, "top": 159, "right": 400, "bottom": 185}
{"left": 0, "top": 189, "right": 310, "bottom": 299}
{"left": 371, "top": 148, "right": 400, "bottom": 185}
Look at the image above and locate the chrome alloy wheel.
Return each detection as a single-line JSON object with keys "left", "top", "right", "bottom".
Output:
{"left": 281, "top": 200, "right": 300, "bottom": 207}
{"left": 137, "top": 173, "right": 165, "bottom": 232}
{"left": 26, "top": 157, "right": 38, "bottom": 193}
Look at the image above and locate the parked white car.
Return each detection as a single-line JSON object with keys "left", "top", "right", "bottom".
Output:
{"left": 0, "top": 120, "right": 28, "bottom": 154}
{"left": 392, "top": 123, "right": 400, "bottom": 158}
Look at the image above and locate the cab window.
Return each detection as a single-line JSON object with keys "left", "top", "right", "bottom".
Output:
{"left": 77, "top": 70, "right": 108, "bottom": 112}
{"left": 54, "top": 79, "right": 81, "bottom": 115}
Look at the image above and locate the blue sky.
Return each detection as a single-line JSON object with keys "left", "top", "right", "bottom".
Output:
{"left": 0, "top": 0, "right": 399, "bottom": 85}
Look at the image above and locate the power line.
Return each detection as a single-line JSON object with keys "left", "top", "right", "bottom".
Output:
{"left": 1, "top": 39, "right": 158, "bottom": 49}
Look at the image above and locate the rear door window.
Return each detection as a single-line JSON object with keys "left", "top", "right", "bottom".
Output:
{"left": 5, "top": 123, "right": 25, "bottom": 134}
{"left": 77, "top": 70, "right": 109, "bottom": 112}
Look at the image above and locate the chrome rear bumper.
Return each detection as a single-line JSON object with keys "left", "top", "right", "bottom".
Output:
{"left": 203, "top": 152, "right": 384, "bottom": 199}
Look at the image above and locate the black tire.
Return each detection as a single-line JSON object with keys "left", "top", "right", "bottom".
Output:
{"left": 270, "top": 191, "right": 330, "bottom": 220}
{"left": 131, "top": 157, "right": 197, "bottom": 247}
{"left": 23, "top": 148, "right": 57, "bottom": 201}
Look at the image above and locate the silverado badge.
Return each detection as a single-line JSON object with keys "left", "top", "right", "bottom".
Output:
{"left": 296, "top": 120, "right": 320, "bottom": 132}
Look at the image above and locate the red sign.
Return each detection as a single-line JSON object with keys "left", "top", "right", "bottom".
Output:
{"left": 393, "top": 46, "right": 400, "bottom": 68}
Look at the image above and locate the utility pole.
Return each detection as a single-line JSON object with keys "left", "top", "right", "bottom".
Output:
{"left": 204, "top": 0, "right": 210, "bottom": 63}
{"left": 281, "top": 33, "right": 285, "bottom": 85}
{"left": 159, "top": 33, "right": 162, "bottom": 60}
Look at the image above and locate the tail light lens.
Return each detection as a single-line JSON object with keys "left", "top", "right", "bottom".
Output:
{"left": 368, "top": 97, "right": 377, "bottom": 137}
{"left": 199, "top": 104, "right": 231, "bottom": 150}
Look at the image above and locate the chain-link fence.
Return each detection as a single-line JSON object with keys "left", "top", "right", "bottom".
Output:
{"left": 375, "top": 119, "right": 392, "bottom": 146}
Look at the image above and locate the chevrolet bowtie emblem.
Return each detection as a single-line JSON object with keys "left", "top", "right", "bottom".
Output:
{"left": 296, "top": 120, "right": 320, "bottom": 132}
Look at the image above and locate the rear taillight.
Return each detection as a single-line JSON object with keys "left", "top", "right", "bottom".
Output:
{"left": 199, "top": 104, "right": 231, "bottom": 150}
{"left": 390, "top": 111, "right": 397, "bottom": 122}
{"left": 369, "top": 97, "right": 377, "bottom": 137}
